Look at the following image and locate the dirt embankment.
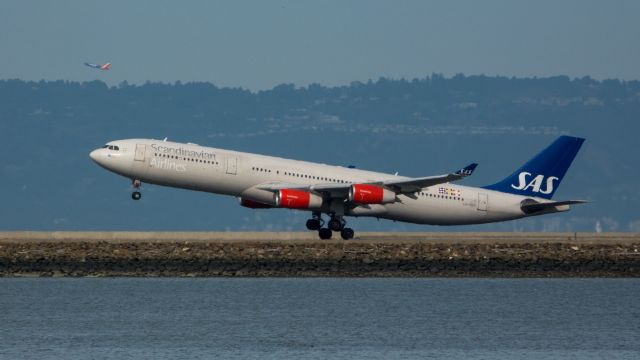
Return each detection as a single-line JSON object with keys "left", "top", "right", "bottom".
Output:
{"left": 1, "top": 232, "right": 639, "bottom": 277}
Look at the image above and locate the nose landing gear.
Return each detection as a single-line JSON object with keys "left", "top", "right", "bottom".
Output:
{"left": 307, "top": 214, "right": 355, "bottom": 240}
{"left": 131, "top": 179, "right": 142, "bottom": 200}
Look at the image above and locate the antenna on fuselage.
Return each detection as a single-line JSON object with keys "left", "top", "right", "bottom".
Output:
{"left": 163, "top": 137, "right": 168, "bottom": 141}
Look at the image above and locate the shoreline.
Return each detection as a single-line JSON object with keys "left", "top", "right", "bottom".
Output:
{"left": 1, "top": 232, "right": 639, "bottom": 277}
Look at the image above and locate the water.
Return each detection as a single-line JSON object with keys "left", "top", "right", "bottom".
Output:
{"left": 1, "top": 278, "right": 639, "bottom": 359}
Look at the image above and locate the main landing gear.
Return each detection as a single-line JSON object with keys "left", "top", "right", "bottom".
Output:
{"left": 306, "top": 212, "right": 324, "bottom": 231}
{"left": 131, "top": 179, "right": 142, "bottom": 200}
{"left": 307, "top": 213, "right": 355, "bottom": 240}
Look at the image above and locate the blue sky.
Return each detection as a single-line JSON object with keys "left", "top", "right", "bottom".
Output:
{"left": 1, "top": 0, "right": 639, "bottom": 90}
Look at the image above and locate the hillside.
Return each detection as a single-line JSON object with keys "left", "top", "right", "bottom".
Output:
{"left": 0, "top": 75, "right": 638, "bottom": 231}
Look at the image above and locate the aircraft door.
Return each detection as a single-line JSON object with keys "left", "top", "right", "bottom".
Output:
{"left": 134, "top": 144, "right": 146, "bottom": 162}
{"left": 477, "top": 193, "right": 488, "bottom": 211}
{"left": 226, "top": 156, "right": 237, "bottom": 175}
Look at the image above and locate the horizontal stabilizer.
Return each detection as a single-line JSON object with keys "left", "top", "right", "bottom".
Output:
{"left": 521, "top": 199, "right": 590, "bottom": 214}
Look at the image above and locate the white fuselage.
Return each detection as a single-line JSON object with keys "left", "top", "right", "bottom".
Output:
{"left": 90, "top": 139, "right": 563, "bottom": 226}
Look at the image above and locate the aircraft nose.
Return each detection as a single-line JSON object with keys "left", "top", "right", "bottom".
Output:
{"left": 89, "top": 149, "right": 101, "bottom": 163}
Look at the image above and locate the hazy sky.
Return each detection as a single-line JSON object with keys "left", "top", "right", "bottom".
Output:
{"left": 1, "top": 0, "right": 639, "bottom": 90}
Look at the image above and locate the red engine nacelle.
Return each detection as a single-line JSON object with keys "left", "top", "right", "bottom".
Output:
{"left": 275, "top": 189, "right": 323, "bottom": 209}
{"left": 239, "top": 198, "right": 274, "bottom": 209}
{"left": 349, "top": 184, "right": 396, "bottom": 205}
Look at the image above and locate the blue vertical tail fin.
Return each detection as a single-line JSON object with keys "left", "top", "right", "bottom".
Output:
{"left": 483, "top": 136, "right": 585, "bottom": 199}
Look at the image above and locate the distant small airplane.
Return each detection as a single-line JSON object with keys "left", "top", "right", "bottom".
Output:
{"left": 84, "top": 62, "right": 111, "bottom": 71}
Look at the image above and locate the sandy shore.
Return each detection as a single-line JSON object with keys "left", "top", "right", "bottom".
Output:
{"left": 1, "top": 232, "right": 639, "bottom": 277}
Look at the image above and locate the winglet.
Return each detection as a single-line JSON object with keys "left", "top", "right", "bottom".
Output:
{"left": 455, "top": 163, "right": 478, "bottom": 177}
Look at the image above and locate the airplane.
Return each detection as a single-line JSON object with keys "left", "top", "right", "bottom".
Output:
{"left": 89, "top": 136, "right": 587, "bottom": 239}
{"left": 84, "top": 62, "right": 111, "bottom": 71}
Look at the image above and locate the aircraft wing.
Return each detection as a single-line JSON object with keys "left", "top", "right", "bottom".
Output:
{"left": 84, "top": 62, "right": 100, "bottom": 69}
{"left": 382, "top": 163, "right": 478, "bottom": 193}
{"left": 256, "top": 182, "right": 351, "bottom": 197}
{"left": 255, "top": 163, "right": 477, "bottom": 197}
{"left": 256, "top": 182, "right": 313, "bottom": 191}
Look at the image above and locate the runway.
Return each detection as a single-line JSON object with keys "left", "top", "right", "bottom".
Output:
{"left": 1, "top": 232, "right": 639, "bottom": 277}
{"left": 2, "top": 231, "right": 638, "bottom": 243}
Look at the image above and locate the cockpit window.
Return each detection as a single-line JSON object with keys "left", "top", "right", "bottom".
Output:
{"left": 106, "top": 145, "right": 120, "bottom": 151}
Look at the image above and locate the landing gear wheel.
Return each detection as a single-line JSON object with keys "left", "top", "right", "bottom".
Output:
{"left": 328, "top": 219, "right": 344, "bottom": 232}
{"left": 318, "top": 228, "right": 332, "bottom": 240}
{"left": 306, "top": 219, "right": 321, "bottom": 231}
{"left": 340, "top": 228, "right": 355, "bottom": 240}
{"left": 131, "top": 179, "right": 142, "bottom": 201}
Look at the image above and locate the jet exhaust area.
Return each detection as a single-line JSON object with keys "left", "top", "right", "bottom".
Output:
{"left": 1, "top": 232, "right": 639, "bottom": 277}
